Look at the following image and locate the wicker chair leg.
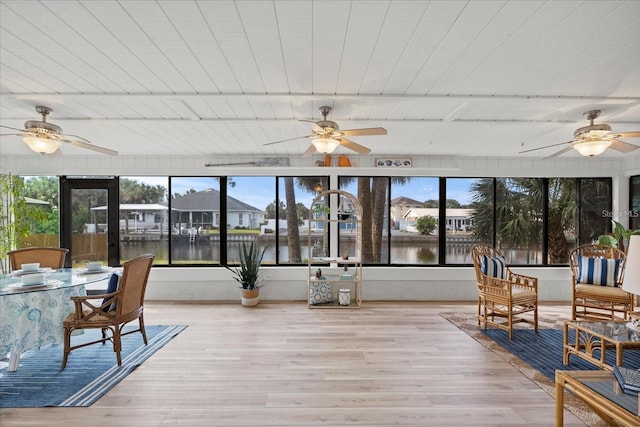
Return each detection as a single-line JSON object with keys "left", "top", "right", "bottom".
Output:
{"left": 139, "top": 315, "right": 148, "bottom": 345}
{"left": 60, "top": 327, "right": 72, "bottom": 370}
{"left": 508, "top": 311, "right": 513, "bottom": 340}
{"left": 113, "top": 328, "right": 122, "bottom": 366}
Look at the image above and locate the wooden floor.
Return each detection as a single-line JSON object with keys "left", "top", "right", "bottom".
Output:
{"left": 0, "top": 302, "right": 589, "bottom": 426}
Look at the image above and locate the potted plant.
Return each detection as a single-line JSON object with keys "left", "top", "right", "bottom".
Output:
{"left": 597, "top": 220, "right": 640, "bottom": 252}
{"left": 226, "top": 241, "right": 266, "bottom": 306}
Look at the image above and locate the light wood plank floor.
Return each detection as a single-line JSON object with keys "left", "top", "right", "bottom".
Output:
{"left": 0, "top": 302, "right": 589, "bottom": 426}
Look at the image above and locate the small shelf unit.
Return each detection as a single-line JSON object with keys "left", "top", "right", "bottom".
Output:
{"left": 307, "top": 189, "right": 362, "bottom": 309}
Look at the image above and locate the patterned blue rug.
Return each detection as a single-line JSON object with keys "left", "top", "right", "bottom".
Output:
{"left": 484, "top": 328, "right": 640, "bottom": 380}
{"left": 441, "top": 312, "right": 640, "bottom": 427}
{"left": 0, "top": 324, "right": 186, "bottom": 407}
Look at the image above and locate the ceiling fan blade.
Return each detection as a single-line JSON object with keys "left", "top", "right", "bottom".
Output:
{"left": 263, "top": 134, "right": 314, "bottom": 146}
{"left": 339, "top": 137, "right": 371, "bottom": 155}
{"left": 614, "top": 131, "right": 640, "bottom": 139}
{"left": 519, "top": 140, "right": 574, "bottom": 154}
{"left": 205, "top": 157, "right": 289, "bottom": 167}
{"left": 0, "top": 132, "right": 28, "bottom": 138}
{"left": 340, "top": 127, "right": 387, "bottom": 137}
{"left": 61, "top": 136, "right": 118, "bottom": 156}
{"left": 609, "top": 139, "right": 640, "bottom": 153}
{"left": 301, "top": 144, "right": 316, "bottom": 157}
{"left": 0, "top": 124, "right": 28, "bottom": 133}
{"left": 544, "top": 145, "right": 575, "bottom": 160}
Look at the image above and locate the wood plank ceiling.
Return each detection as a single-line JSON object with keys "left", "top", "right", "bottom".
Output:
{"left": 0, "top": 0, "right": 638, "bottom": 159}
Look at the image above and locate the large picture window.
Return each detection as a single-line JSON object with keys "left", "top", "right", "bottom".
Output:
{"left": 170, "top": 177, "right": 221, "bottom": 265}
{"left": 276, "top": 177, "right": 328, "bottom": 264}
{"left": 13, "top": 174, "right": 614, "bottom": 267}
{"left": 447, "top": 178, "right": 482, "bottom": 264}
{"left": 11, "top": 175, "right": 60, "bottom": 251}
{"left": 390, "top": 177, "right": 439, "bottom": 265}
{"left": 119, "top": 176, "right": 169, "bottom": 265}
{"left": 339, "top": 177, "right": 390, "bottom": 264}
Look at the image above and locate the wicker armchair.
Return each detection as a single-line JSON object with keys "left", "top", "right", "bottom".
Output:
{"left": 61, "top": 254, "right": 154, "bottom": 370}
{"left": 569, "top": 244, "right": 631, "bottom": 321}
{"left": 8, "top": 247, "right": 68, "bottom": 270}
{"left": 471, "top": 244, "right": 538, "bottom": 339}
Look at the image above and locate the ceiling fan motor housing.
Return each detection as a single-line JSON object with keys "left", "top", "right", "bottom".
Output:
{"left": 24, "top": 120, "right": 62, "bottom": 136}
{"left": 574, "top": 123, "right": 612, "bottom": 140}
{"left": 24, "top": 106, "right": 62, "bottom": 136}
{"left": 316, "top": 120, "right": 340, "bottom": 133}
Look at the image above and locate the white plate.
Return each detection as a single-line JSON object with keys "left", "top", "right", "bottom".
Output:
{"left": 79, "top": 267, "right": 108, "bottom": 274}
{"left": 10, "top": 268, "right": 53, "bottom": 277}
{"left": 7, "top": 279, "right": 60, "bottom": 289}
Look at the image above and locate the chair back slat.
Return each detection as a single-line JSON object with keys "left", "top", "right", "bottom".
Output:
{"left": 117, "top": 254, "right": 154, "bottom": 316}
{"left": 8, "top": 247, "right": 68, "bottom": 270}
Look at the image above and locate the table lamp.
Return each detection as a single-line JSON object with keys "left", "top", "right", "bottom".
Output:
{"left": 622, "top": 235, "right": 640, "bottom": 330}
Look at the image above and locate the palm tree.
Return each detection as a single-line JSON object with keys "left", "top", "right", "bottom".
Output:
{"left": 282, "top": 177, "right": 328, "bottom": 263}
{"left": 284, "top": 177, "right": 301, "bottom": 262}
{"left": 470, "top": 178, "right": 578, "bottom": 264}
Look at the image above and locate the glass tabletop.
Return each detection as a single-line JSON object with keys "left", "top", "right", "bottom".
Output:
{"left": 583, "top": 378, "right": 640, "bottom": 416}
{"left": 570, "top": 320, "right": 640, "bottom": 344}
{"left": 0, "top": 268, "right": 117, "bottom": 296}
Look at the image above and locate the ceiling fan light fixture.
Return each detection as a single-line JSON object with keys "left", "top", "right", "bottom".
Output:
{"left": 573, "top": 140, "right": 612, "bottom": 157}
{"left": 312, "top": 137, "right": 340, "bottom": 154}
{"left": 23, "top": 136, "right": 61, "bottom": 154}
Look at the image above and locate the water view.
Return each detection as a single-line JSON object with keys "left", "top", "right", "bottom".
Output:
{"left": 120, "top": 237, "right": 538, "bottom": 266}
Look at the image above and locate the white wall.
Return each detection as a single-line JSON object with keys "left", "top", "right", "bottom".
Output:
{"left": 1, "top": 152, "right": 637, "bottom": 302}
{"left": 145, "top": 265, "right": 572, "bottom": 303}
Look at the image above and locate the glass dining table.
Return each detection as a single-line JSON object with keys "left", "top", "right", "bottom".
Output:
{"left": 0, "top": 268, "right": 119, "bottom": 372}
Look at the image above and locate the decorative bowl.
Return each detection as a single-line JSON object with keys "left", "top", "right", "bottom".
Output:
{"left": 21, "top": 263, "right": 40, "bottom": 272}
{"left": 22, "top": 273, "right": 45, "bottom": 285}
{"left": 86, "top": 262, "right": 103, "bottom": 271}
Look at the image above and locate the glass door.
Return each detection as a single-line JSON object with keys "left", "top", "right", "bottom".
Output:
{"left": 60, "top": 177, "right": 119, "bottom": 267}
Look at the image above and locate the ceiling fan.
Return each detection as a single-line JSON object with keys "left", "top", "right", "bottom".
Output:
{"left": 0, "top": 106, "right": 117, "bottom": 156}
{"left": 263, "top": 106, "right": 387, "bottom": 156}
{"left": 520, "top": 110, "right": 640, "bottom": 159}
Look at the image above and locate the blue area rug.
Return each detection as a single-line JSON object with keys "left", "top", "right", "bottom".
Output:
{"left": 484, "top": 328, "right": 640, "bottom": 380}
{"left": 441, "top": 311, "right": 639, "bottom": 427}
{"left": 0, "top": 324, "right": 186, "bottom": 407}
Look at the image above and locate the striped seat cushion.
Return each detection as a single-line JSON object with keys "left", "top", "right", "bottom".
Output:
{"left": 577, "top": 256, "right": 620, "bottom": 287}
{"left": 481, "top": 255, "right": 506, "bottom": 279}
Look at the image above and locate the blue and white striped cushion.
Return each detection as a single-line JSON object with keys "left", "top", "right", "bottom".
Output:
{"left": 577, "top": 256, "right": 620, "bottom": 287}
{"left": 481, "top": 255, "right": 506, "bottom": 279}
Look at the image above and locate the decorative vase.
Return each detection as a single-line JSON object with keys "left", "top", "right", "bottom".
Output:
{"left": 241, "top": 288, "right": 260, "bottom": 307}
{"left": 338, "top": 289, "right": 351, "bottom": 306}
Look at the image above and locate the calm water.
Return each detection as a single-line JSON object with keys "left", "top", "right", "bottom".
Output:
{"left": 120, "top": 238, "right": 539, "bottom": 265}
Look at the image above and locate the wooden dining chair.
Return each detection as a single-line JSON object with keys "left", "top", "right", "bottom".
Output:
{"left": 61, "top": 253, "right": 155, "bottom": 370}
{"left": 8, "top": 247, "right": 69, "bottom": 270}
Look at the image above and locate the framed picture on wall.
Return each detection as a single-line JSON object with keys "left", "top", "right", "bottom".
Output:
{"left": 375, "top": 158, "right": 412, "bottom": 168}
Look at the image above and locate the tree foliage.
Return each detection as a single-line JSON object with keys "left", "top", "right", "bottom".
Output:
{"left": 120, "top": 178, "right": 166, "bottom": 203}
{"left": 416, "top": 215, "right": 437, "bottom": 235}
{"left": 469, "top": 177, "right": 580, "bottom": 263}
{"left": 1, "top": 175, "right": 31, "bottom": 273}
